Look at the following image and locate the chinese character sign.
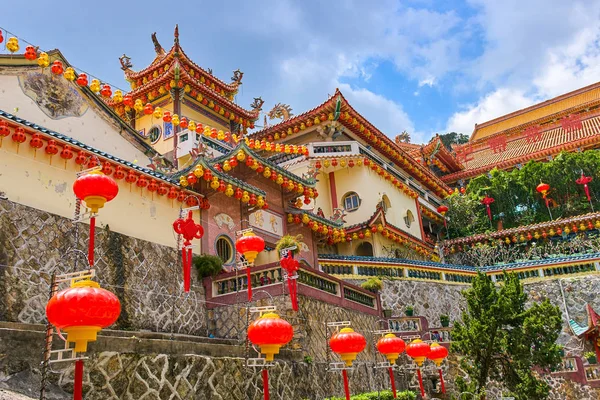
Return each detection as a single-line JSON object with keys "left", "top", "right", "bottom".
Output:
{"left": 487, "top": 136, "right": 507, "bottom": 154}
{"left": 455, "top": 144, "right": 474, "bottom": 163}
{"left": 561, "top": 114, "right": 583, "bottom": 133}
{"left": 523, "top": 125, "right": 542, "bottom": 144}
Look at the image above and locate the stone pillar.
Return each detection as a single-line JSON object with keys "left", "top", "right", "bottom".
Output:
{"left": 403, "top": 268, "right": 409, "bottom": 278}
{"left": 441, "top": 272, "right": 446, "bottom": 281}
{"left": 595, "top": 262, "right": 600, "bottom": 271}
{"left": 353, "top": 264, "right": 358, "bottom": 275}
{"left": 539, "top": 268, "right": 545, "bottom": 277}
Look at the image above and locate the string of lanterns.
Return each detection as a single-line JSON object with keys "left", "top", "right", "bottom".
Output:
{"left": 422, "top": 207, "right": 445, "bottom": 225}
{"left": 313, "top": 157, "right": 419, "bottom": 200}
{"left": 286, "top": 213, "right": 345, "bottom": 242}
{"left": 0, "top": 120, "right": 204, "bottom": 207}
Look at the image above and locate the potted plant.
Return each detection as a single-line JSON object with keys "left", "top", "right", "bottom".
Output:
{"left": 383, "top": 309, "right": 393, "bottom": 318}
{"left": 405, "top": 305, "right": 414, "bottom": 317}
{"left": 275, "top": 234, "right": 303, "bottom": 256}
{"left": 361, "top": 277, "right": 383, "bottom": 293}
{"left": 440, "top": 314, "right": 450, "bottom": 327}
{"left": 193, "top": 254, "right": 224, "bottom": 279}
{"left": 585, "top": 351, "right": 597, "bottom": 364}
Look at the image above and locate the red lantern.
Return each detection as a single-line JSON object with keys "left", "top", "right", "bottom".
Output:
{"left": 536, "top": 182, "right": 550, "bottom": 197}
{"left": 59, "top": 145, "right": 74, "bottom": 166}
{"left": 203, "top": 169, "right": 212, "bottom": 182}
{"left": 45, "top": 139, "right": 59, "bottom": 157}
{"left": 406, "top": 339, "right": 431, "bottom": 397}
{"left": 315, "top": 161, "right": 322, "bottom": 170}
{"left": 248, "top": 312, "right": 294, "bottom": 400}
{"left": 167, "top": 187, "right": 178, "bottom": 200}
{"left": 73, "top": 170, "right": 118, "bottom": 267}
{"left": 74, "top": 151, "right": 87, "bottom": 165}
{"left": 377, "top": 334, "right": 406, "bottom": 397}
{"left": 136, "top": 176, "right": 148, "bottom": 189}
{"left": 147, "top": 180, "right": 158, "bottom": 193}
{"left": 428, "top": 343, "right": 449, "bottom": 394}
{"left": 331, "top": 158, "right": 338, "bottom": 167}
{"left": 348, "top": 159, "right": 355, "bottom": 168}
{"left": 236, "top": 231, "right": 265, "bottom": 301}
{"left": 113, "top": 166, "right": 126, "bottom": 180}
{"left": 157, "top": 184, "right": 169, "bottom": 196}
{"left": 163, "top": 111, "right": 172, "bottom": 123}
{"left": 100, "top": 84, "right": 112, "bottom": 98}
{"left": 173, "top": 211, "right": 204, "bottom": 292}
{"left": 143, "top": 103, "right": 153, "bottom": 115}
{"left": 76, "top": 73, "right": 88, "bottom": 87}
{"left": 180, "top": 117, "right": 189, "bottom": 129}
{"left": 123, "top": 94, "right": 134, "bottom": 107}
{"left": 46, "top": 279, "right": 120, "bottom": 353}
{"left": 330, "top": 327, "right": 366, "bottom": 400}
{"left": 187, "top": 173, "right": 198, "bottom": 185}
{"left": 11, "top": 127, "right": 26, "bottom": 152}
{"left": 50, "top": 60, "right": 64, "bottom": 75}
{"left": 24, "top": 45, "right": 37, "bottom": 61}
{"left": 437, "top": 205, "right": 448, "bottom": 215}
{"left": 125, "top": 171, "right": 138, "bottom": 186}
{"left": 30, "top": 133, "right": 44, "bottom": 156}
{"left": 234, "top": 187, "right": 243, "bottom": 199}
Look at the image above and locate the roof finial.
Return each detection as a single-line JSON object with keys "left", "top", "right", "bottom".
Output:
{"left": 174, "top": 24, "right": 179, "bottom": 43}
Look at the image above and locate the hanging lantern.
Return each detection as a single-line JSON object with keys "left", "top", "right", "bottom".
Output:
{"left": 122, "top": 94, "right": 134, "bottom": 107}
{"left": 406, "top": 339, "right": 431, "bottom": 398}
{"left": 187, "top": 173, "right": 198, "bottom": 185}
{"left": 36, "top": 52, "right": 50, "bottom": 69}
{"left": 46, "top": 278, "right": 120, "bottom": 353}
{"left": 236, "top": 231, "right": 265, "bottom": 301}
{"left": 173, "top": 211, "right": 204, "bottom": 292}
{"left": 50, "top": 60, "right": 64, "bottom": 75}
{"left": 89, "top": 79, "right": 101, "bottom": 93}
{"left": 536, "top": 182, "right": 550, "bottom": 197}
{"left": 24, "top": 45, "right": 37, "bottom": 61}
{"left": 428, "top": 343, "right": 449, "bottom": 394}
{"left": 180, "top": 117, "right": 189, "bottom": 129}
{"left": 330, "top": 327, "right": 366, "bottom": 400}
{"left": 59, "top": 145, "right": 74, "bottom": 166}
{"left": 143, "top": 103, "right": 154, "bottom": 115}
{"left": 76, "top": 73, "right": 88, "bottom": 87}
{"left": 11, "top": 127, "right": 26, "bottom": 151}
{"left": 64, "top": 67, "right": 76, "bottom": 81}
{"left": 112, "top": 90, "right": 123, "bottom": 103}
{"left": 377, "top": 334, "right": 406, "bottom": 398}
{"left": 248, "top": 312, "right": 294, "bottom": 400}
{"left": 157, "top": 184, "right": 169, "bottom": 196}
{"left": 73, "top": 170, "right": 118, "bottom": 213}
{"left": 6, "top": 37, "right": 19, "bottom": 53}
{"left": 100, "top": 84, "right": 112, "bottom": 98}
{"left": 163, "top": 111, "right": 172, "bottom": 123}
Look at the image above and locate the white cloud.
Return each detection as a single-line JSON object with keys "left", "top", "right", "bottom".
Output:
{"left": 446, "top": 89, "right": 536, "bottom": 134}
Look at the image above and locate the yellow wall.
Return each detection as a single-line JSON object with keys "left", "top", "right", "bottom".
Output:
{"left": 181, "top": 103, "right": 229, "bottom": 132}
{"left": 0, "top": 141, "right": 200, "bottom": 250}
{"left": 332, "top": 167, "right": 422, "bottom": 239}
{"left": 0, "top": 75, "right": 148, "bottom": 164}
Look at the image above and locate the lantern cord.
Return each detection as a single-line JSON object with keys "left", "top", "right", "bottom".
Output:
{"left": 262, "top": 368, "right": 270, "bottom": 400}
{"left": 39, "top": 272, "right": 57, "bottom": 400}
{"left": 342, "top": 369, "right": 350, "bottom": 400}
{"left": 438, "top": 367, "right": 446, "bottom": 394}
{"left": 416, "top": 368, "right": 425, "bottom": 398}
{"left": 73, "top": 359, "right": 84, "bottom": 400}
{"left": 388, "top": 367, "right": 397, "bottom": 398}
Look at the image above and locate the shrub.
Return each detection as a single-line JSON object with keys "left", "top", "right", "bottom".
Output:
{"left": 361, "top": 277, "right": 383, "bottom": 293}
{"left": 193, "top": 254, "right": 224, "bottom": 279}
{"left": 324, "top": 390, "right": 415, "bottom": 400}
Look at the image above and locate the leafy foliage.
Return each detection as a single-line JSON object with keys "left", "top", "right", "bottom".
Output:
{"left": 448, "top": 151, "right": 600, "bottom": 238}
{"left": 361, "top": 277, "right": 383, "bottom": 293}
{"left": 275, "top": 234, "right": 303, "bottom": 256}
{"left": 193, "top": 254, "right": 224, "bottom": 279}
{"left": 439, "top": 131, "right": 469, "bottom": 150}
{"left": 451, "top": 272, "right": 562, "bottom": 400}
{"left": 325, "top": 390, "right": 415, "bottom": 400}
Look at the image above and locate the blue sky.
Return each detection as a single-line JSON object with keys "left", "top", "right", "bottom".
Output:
{"left": 5, "top": 0, "right": 600, "bottom": 143}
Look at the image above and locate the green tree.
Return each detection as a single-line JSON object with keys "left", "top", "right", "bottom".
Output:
{"left": 451, "top": 272, "right": 562, "bottom": 400}
{"left": 439, "top": 132, "right": 469, "bottom": 150}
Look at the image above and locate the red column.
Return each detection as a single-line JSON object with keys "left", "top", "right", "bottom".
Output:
{"left": 329, "top": 172, "right": 338, "bottom": 210}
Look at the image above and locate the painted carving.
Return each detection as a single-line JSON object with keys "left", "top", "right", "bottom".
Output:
{"left": 19, "top": 72, "right": 88, "bottom": 119}
{"left": 214, "top": 213, "right": 235, "bottom": 231}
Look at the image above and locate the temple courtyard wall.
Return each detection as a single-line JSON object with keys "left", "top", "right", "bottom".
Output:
{"left": 2, "top": 199, "right": 600, "bottom": 398}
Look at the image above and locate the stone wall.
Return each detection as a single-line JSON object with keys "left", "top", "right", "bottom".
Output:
{"left": 0, "top": 199, "right": 206, "bottom": 336}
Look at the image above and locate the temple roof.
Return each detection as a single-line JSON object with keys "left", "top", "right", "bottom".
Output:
{"left": 409, "top": 135, "right": 464, "bottom": 174}
{"left": 444, "top": 112, "right": 600, "bottom": 183}
{"left": 250, "top": 89, "right": 452, "bottom": 198}
{"left": 470, "top": 81, "right": 600, "bottom": 141}
{"left": 110, "top": 26, "right": 261, "bottom": 123}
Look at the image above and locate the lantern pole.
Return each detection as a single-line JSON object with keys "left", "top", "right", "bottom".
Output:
{"left": 39, "top": 272, "right": 57, "bottom": 400}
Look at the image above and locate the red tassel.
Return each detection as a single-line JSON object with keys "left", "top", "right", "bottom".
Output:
{"left": 73, "top": 359, "right": 84, "bottom": 400}
{"left": 287, "top": 277, "right": 298, "bottom": 311}
{"left": 416, "top": 368, "right": 425, "bottom": 398}
{"left": 88, "top": 216, "right": 96, "bottom": 267}
{"left": 183, "top": 247, "right": 192, "bottom": 292}
{"left": 262, "top": 368, "right": 270, "bottom": 400}
{"left": 342, "top": 369, "right": 350, "bottom": 400}
{"left": 247, "top": 267, "right": 252, "bottom": 301}
{"left": 389, "top": 367, "right": 397, "bottom": 398}
{"left": 439, "top": 368, "right": 446, "bottom": 394}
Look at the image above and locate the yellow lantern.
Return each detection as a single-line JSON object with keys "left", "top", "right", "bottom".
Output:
{"left": 251, "top": 161, "right": 260, "bottom": 171}
{"left": 323, "top": 160, "right": 331, "bottom": 168}
{"left": 533, "top": 231, "right": 540, "bottom": 240}
{"left": 241, "top": 191, "right": 250, "bottom": 203}
{"left": 89, "top": 79, "right": 101, "bottom": 93}
{"left": 340, "top": 159, "right": 347, "bottom": 168}
{"left": 37, "top": 52, "right": 50, "bottom": 68}
{"left": 276, "top": 175, "right": 284, "bottom": 185}
{"left": 236, "top": 151, "right": 246, "bottom": 161}
{"left": 263, "top": 167, "right": 271, "bottom": 178}
{"left": 365, "top": 230, "right": 371, "bottom": 238}
{"left": 171, "top": 114, "right": 180, "bottom": 126}
{"left": 223, "top": 161, "right": 232, "bottom": 172}
{"left": 286, "top": 180, "right": 294, "bottom": 191}
{"left": 596, "top": 220, "right": 600, "bottom": 229}
{"left": 225, "top": 184, "right": 234, "bottom": 197}
{"left": 210, "top": 177, "right": 220, "bottom": 190}
{"left": 134, "top": 99, "right": 144, "bottom": 113}
{"left": 519, "top": 234, "right": 526, "bottom": 242}
{"left": 6, "top": 37, "right": 19, "bottom": 53}
{"left": 312, "top": 223, "right": 319, "bottom": 232}
{"left": 287, "top": 214, "right": 294, "bottom": 223}
{"left": 302, "top": 214, "right": 310, "bottom": 224}
{"left": 153, "top": 107, "right": 163, "bottom": 119}
{"left": 112, "top": 90, "right": 123, "bottom": 103}
{"left": 297, "top": 184, "right": 304, "bottom": 194}
{"left": 257, "top": 196, "right": 265, "bottom": 208}
{"left": 64, "top": 67, "right": 76, "bottom": 81}
{"left": 548, "top": 228, "right": 555, "bottom": 237}
{"left": 377, "top": 224, "right": 384, "bottom": 232}
{"left": 188, "top": 120, "right": 197, "bottom": 132}
{"left": 580, "top": 223, "right": 586, "bottom": 231}
{"left": 179, "top": 176, "right": 189, "bottom": 187}
{"left": 352, "top": 233, "right": 358, "bottom": 240}
{"left": 564, "top": 226, "right": 571, "bottom": 235}
{"left": 217, "top": 130, "right": 225, "bottom": 140}
{"left": 505, "top": 237, "right": 511, "bottom": 244}
{"left": 357, "top": 159, "right": 363, "bottom": 167}
{"left": 193, "top": 166, "right": 203, "bottom": 177}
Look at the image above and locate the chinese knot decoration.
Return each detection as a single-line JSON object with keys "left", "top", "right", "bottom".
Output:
{"left": 73, "top": 170, "right": 119, "bottom": 267}
{"left": 377, "top": 334, "right": 406, "bottom": 398}
{"left": 46, "top": 278, "right": 120, "bottom": 400}
{"left": 248, "top": 313, "right": 293, "bottom": 400}
{"left": 481, "top": 195, "right": 495, "bottom": 222}
{"left": 406, "top": 339, "right": 431, "bottom": 397}
{"left": 173, "top": 211, "right": 204, "bottom": 292}
{"left": 428, "top": 343, "right": 449, "bottom": 394}
{"left": 576, "top": 172, "right": 593, "bottom": 206}
{"left": 280, "top": 250, "right": 299, "bottom": 311}
{"left": 235, "top": 231, "right": 265, "bottom": 301}
{"left": 330, "top": 327, "right": 367, "bottom": 400}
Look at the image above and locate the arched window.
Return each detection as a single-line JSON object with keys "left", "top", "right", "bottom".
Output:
{"left": 148, "top": 125, "right": 162, "bottom": 144}
{"left": 404, "top": 210, "right": 415, "bottom": 228}
{"left": 215, "top": 235, "right": 234, "bottom": 264}
{"left": 355, "top": 242, "right": 374, "bottom": 257}
{"left": 342, "top": 192, "right": 361, "bottom": 212}
{"left": 378, "top": 195, "right": 391, "bottom": 213}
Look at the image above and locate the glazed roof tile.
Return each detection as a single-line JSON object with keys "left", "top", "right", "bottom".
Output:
{"left": 287, "top": 208, "right": 344, "bottom": 228}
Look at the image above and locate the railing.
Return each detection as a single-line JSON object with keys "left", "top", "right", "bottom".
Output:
{"left": 307, "top": 141, "right": 359, "bottom": 157}
{"left": 214, "top": 266, "right": 282, "bottom": 296}
{"left": 357, "top": 265, "right": 404, "bottom": 278}
{"left": 544, "top": 263, "right": 596, "bottom": 277}
{"left": 552, "top": 357, "right": 578, "bottom": 373}
{"left": 445, "top": 273, "right": 473, "bottom": 283}
{"left": 343, "top": 287, "right": 375, "bottom": 308}
{"left": 407, "top": 268, "right": 442, "bottom": 281}
{"left": 585, "top": 364, "right": 600, "bottom": 381}
{"left": 297, "top": 269, "right": 338, "bottom": 295}
{"left": 321, "top": 264, "right": 354, "bottom": 275}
